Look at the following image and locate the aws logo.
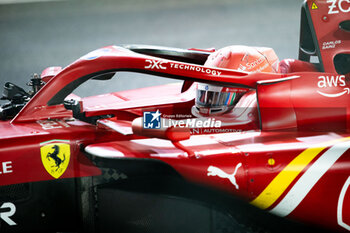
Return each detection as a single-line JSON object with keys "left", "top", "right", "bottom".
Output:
{"left": 40, "top": 140, "right": 70, "bottom": 179}
{"left": 317, "top": 75, "right": 349, "bottom": 98}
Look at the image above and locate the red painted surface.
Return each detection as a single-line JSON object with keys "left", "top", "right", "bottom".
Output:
{"left": 1, "top": 0, "right": 350, "bottom": 232}
{"left": 307, "top": 0, "right": 350, "bottom": 73}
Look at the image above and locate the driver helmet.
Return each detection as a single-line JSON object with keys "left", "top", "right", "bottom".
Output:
{"left": 193, "top": 45, "right": 279, "bottom": 117}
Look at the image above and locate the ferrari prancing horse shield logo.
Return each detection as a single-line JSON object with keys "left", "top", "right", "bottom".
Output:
{"left": 40, "top": 140, "right": 70, "bottom": 179}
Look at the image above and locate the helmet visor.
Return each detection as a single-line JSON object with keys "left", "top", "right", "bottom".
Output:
{"left": 196, "top": 89, "right": 236, "bottom": 108}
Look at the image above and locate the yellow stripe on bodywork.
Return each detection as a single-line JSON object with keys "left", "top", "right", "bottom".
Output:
{"left": 250, "top": 147, "right": 326, "bottom": 209}
{"left": 250, "top": 137, "right": 350, "bottom": 210}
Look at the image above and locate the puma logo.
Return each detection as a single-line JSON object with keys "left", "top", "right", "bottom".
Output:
{"left": 207, "top": 163, "right": 242, "bottom": 189}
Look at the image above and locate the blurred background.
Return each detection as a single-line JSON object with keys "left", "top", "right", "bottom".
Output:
{"left": 0, "top": 0, "right": 304, "bottom": 96}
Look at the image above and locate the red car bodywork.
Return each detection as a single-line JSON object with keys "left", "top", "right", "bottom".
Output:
{"left": 1, "top": 0, "right": 350, "bottom": 232}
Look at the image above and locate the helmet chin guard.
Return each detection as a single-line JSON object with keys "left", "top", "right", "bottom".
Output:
{"left": 191, "top": 105, "right": 233, "bottom": 118}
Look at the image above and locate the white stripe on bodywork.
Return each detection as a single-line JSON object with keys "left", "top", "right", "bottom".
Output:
{"left": 270, "top": 140, "right": 350, "bottom": 217}
{"left": 337, "top": 176, "right": 350, "bottom": 231}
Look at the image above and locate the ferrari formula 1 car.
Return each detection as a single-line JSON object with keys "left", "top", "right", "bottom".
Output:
{"left": 1, "top": 0, "right": 350, "bottom": 232}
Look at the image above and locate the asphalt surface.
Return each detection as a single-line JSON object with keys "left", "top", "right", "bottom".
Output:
{"left": 0, "top": 1, "right": 331, "bottom": 233}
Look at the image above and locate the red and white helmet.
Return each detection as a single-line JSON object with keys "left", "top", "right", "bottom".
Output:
{"left": 192, "top": 45, "right": 279, "bottom": 117}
